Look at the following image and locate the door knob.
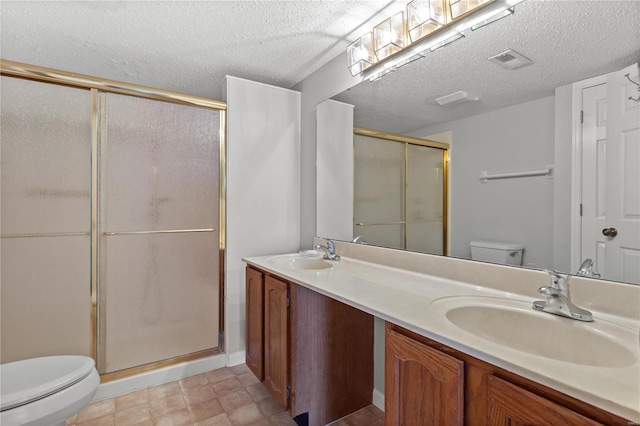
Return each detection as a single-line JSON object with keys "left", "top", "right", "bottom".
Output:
{"left": 602, "top": 227, "right": 618, "bottom": 237}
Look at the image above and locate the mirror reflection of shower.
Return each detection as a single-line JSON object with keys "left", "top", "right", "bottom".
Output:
{"left": 353, "top": 129, "right": 448, "bottom": 255}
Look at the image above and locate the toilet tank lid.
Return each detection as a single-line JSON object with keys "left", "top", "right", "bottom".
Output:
{"left": 470, "top": 240, "right": 524, "bottom": 250}
{"left": 0, "top": 355, "right": 95, "bottom": 411}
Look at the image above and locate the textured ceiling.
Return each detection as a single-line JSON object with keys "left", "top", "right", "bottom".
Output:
{"left": 2, "top": 1, "right": 639, "bottom": 129}
{"left": 0, "top": 0, "right": 394, "bottom": 100}
{"left": 334, "top": 1, "right": 640, "bottom": 134}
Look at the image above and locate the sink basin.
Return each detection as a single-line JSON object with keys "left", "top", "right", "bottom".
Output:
{"left": 268, "top": 254, "right": 335, "bottom": 270}
{"left": 429, "top": 296, "right": 638, "bottom": 368}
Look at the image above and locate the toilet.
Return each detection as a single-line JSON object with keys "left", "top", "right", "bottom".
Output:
{"left": 470, "top": 240, "right": 524, "bottom": 266}
{"left": 0, "top": 356, "right": 100, "bottom": 426}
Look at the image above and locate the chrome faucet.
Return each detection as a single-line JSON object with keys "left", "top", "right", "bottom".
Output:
{"left": 314, "top": 239, "right": 341, "bottom": 261}
{"left": 532, "top": 270, "right": 593, "bottom": 321}
{"left": 351, "top": 235, "right": 367, "bottom": 244}
{"left": 575, "top": 258, "right": 601, "bottom": 278}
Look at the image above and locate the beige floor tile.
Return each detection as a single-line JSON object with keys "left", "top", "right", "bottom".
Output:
{"left": 115, "top": 389, "right": 149, "bottom": 412}
{"left": 179, "top": 373, "right": 210, "bottom": 391}
{"left": 77, "top": 399, "right": 115, "bottom": 423}
{"left": 247, "top": 419, "right": 269, "bottom": 426}
{"left": 183, "top": 383, "right": 217, "bottom": 407}
{"left": 343, "top": 407, "right": 379, "bottom": 426}
{"left": 188, "top": 398, "right": 225, "bottom": 423}
{"left": 219, "top": 389, "right": 255, "bottom": 413}
{"left": 230, "top": 364, "right": 251, "bottom": 376}
{"left": 153, "top": 408, "right": 191, "bottom": 426}
{"left": 367, "top": 405, "right": 384, "bottom": 418}
{"left": 148, "top": 381, "right": 181, "bottom": 400}
{"left": 114, "top": 404, "right": 152, "bottom": 426}
{"left": 267, "top": 412, "right": 297, "bottom": 426}
{"left": 76, "top": 413, "right": 115, "bottom": 426}
{"left": 131, "top": 420, "right": 154, "bottom": 426}
{"left": 193, "top": 412, "right": 233, "bottom": 426}
{"left": 67, "top": 413, "right": 78, "bottom": 425}
{"left": 237, "top": 372, "right": 261, "bottom": 387}
{"left": 256, "top": 397, "right": 286, "bottom": 418}
{"left": 205, "top": 367, "right": 236, "bottom": 384}
{"left": 227, "top": 402, "right": 265, "bottom": 426}
{"left": 246, "top": 383, "right": 271, "bottom": 402}
{"left": 212, "top": 377, "right": 245, "bottom": 396}
{"left": 149, "top": 393, "right": 186, "bottom": 417}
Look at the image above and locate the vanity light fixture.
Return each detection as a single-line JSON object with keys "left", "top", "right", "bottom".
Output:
{"left": 347, "top": 32, "right": 375, "bottom": 76}
{"left": 373, "top": 12, "right": 406, "bottom": 61}
{"left": 347, "top": 0, "right": 525, "bottom": 81}
{"left": 449, "top": 0, "right": 491, "bottom": 20}
{"left": 407, "top": 0, "right": 446, "bottom": 43}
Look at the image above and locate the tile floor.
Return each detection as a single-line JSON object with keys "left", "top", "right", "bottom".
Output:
{"left": 66, "top": 364, "right": 384, "bottom": 426}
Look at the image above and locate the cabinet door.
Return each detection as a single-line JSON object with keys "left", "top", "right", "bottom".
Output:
{"left": 264, "top": 275, "right": 289, "bottom": 409}
{"left": 245, "top": 267, "right": 264, "bottom": 380}
{"left": 385, "top": 327, "right": 464, "bottom": 425}
{"left": 487, "top": 375, "right": 603, "bottom": 425}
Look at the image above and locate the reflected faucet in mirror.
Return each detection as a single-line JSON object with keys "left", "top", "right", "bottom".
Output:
{"left": 575, "top": 259, "right": 601, "bottom": 279}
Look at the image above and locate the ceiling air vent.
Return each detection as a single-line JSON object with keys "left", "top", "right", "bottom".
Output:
{"left": 488, "top": 49, "right": 532, "bottom": 70}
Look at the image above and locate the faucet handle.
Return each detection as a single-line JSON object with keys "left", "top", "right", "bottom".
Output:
{"left": 325, "top": 239, "right": 335, "bottom": 250}
{"left": 543, "top": 269, "right": 570, "bottom": 294}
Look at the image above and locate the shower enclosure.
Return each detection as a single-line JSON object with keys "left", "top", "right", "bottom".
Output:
{"left": 353, "top": 128, "right": 448, "bottom": 255}
{"left": 0, "top": 61, "right": 225, "bottom": 379}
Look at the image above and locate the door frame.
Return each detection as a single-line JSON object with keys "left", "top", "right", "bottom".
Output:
{"left": 570, "top": 74, "right": 607, "bottom": 273}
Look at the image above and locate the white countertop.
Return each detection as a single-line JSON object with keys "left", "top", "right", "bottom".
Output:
{"left": 244, "top": 254, "right": 640, "bottom": 422}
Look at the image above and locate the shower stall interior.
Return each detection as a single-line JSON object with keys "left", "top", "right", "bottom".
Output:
{"left": 0, "top": 66, "right": 225, "bottom": 379}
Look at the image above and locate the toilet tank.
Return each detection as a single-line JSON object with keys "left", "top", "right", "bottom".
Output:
{"left": 470, "top": 240, "right": 524, "bottom": 266}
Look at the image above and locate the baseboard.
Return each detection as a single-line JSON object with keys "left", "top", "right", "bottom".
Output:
{"left": 226, "top": 350, "right": 246, "bottom": 367}
{"left": 372, "top": 388, "right": 385, "bottom": 412}
{"left": 94, "top": 353, "right": 226, "bottom": 401}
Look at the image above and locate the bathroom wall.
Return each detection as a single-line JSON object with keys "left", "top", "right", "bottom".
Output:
{"left": 225, "top": 77, "right": 302, "bottom": 364}
{"left": 407, "top": 96, "right": 556, "bottom": 270}
{"left": 316, "top": 99, "right": 354, "bottom": 241}
{"left": 293, "top": 54, "right": 363, "bottom": 248}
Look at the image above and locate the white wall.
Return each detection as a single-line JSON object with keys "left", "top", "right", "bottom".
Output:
{"left": 316, "top": 99, "right": 354, "bottom": 241}
{"left": 553, "top": 84, "right": 574, "bottom": 273}
{"left": 408, "top": 96, "right": 556, "bottom": 270}
{"left": 292, "top": 54, "right": 363, "bottom": 248}
{"left": 225, "top": 77, "right": 301, "bottom": 364}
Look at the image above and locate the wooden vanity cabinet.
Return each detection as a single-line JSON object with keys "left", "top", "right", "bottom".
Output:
{"left": 385, "top": 323, "right": 630, "bottom": 426}
{"left": 245, "top": 267, "right": 264, "bottom": 380}
{"left": 245, "top": 266, "right": 374, "bottom": 426}
{"left": 385, "top": 326, "right": 464, "bottom": 425}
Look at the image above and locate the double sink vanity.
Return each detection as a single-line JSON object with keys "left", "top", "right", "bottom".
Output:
{"left": 243, "top": 239, "right": 639, "bottom": 425}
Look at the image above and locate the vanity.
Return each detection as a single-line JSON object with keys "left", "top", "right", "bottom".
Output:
{"left": 243, "top": 241, "right": 639, "bottom": 426}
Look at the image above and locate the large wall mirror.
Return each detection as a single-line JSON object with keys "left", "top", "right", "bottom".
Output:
{"left": 319, "top": 1, "right": 640, "bottom": 285}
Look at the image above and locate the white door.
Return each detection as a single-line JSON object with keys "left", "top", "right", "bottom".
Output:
{"left": 581, "top": 64, "right": 640, "bottom": 284}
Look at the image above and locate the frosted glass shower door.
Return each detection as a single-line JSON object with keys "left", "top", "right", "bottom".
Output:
{"left": 99, "top": 93, "right": 220, "bottom": 373}
{"left": 1, "top": 77, "right": 91, "bottom": 362}
{"left": 406, "top": 144, "right": 445, "bottom": 255}
{"left": 354, "top": 135, "right": 405, "bottom": 249}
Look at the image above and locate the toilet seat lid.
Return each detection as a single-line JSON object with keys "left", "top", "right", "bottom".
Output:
{"left": 0, "top": 355, "right": 95, "bottom": 411}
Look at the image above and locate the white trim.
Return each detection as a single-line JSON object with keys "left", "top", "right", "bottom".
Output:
{"left": 372, "top": 388, "right": 385, "bottom": 412}
{"left": 93, "top": 353, "right": 226, "bottom": 401}
{"left": 224, "top": 75, "right": 301, "bottom": 96}
{"left": 321, "top": 98, "right": 355, "bottom": 109}
{"left": 226, "top": 350, "right": 246, "bottom": 367}
{"left": 570, "top": 74, "right": 607, "bottom": 273}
